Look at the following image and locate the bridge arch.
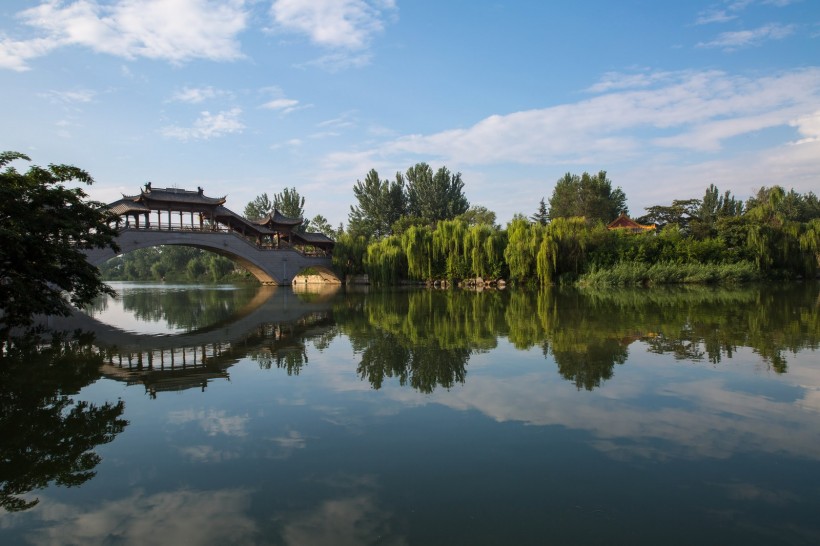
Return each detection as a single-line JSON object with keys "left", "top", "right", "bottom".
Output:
{"left": 86, "top": 229, "right": 340, "bottom": 285}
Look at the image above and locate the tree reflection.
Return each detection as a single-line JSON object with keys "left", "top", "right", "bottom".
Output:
{"left": 108, "top": 285, "right": 260, "bottom": 331}
{"left": 334, "top": 283, "right": 818, "bottom": 392}
{"left": 245, "top": 314, "right": 335, "bottom": 376}
{"left": 335, "top": 290, "right": 500, "bottom": 393}
{"left": 79, "top": 283, "right": 820, "bottom": 396}
{"left": 0, "top": 336, "right": 128, "bottom": 511}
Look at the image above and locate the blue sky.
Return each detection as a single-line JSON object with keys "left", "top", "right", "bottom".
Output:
{"left": 1, "top": 0, "right": 818, "bottom": 228}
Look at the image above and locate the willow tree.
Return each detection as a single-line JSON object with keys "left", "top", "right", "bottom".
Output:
{"left": 465, "top": 223, "right": 506, "bottom": 279}
{"left": 800, "top": 219, "right": 820, "bottom": 275}
{"left": 364, "top": 235, "right": 406, "bottom": 285}
{"left": 535, "top": 217, "right": 596, "bottom": 285}
{"left": 744, "top": 186, "right": 804, "bottom": 274}
{"left": 504, "top": 215, "right": 543, "bottom": 283}
{"left": 433, "top": 219, "right": 469, "bottom": 280}
{"left": 332, "top": 233, "right": 368, "bottom": 277}
{"left": 401, "top": 225, "right": 435, "bottom": 280}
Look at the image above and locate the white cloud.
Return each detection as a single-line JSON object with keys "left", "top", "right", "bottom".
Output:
{"left": 270, "top": 0, "right": 395, "bottom": 50}
{"left": 695, "top": 9, "right": 738, "bottom": 25}
{"left": 161, "top": 108, "right": 246, "bottom": 141}
{"left": 167, "top": 408, "right": 249, "bottom": 436}
{"left": 0, "top": 0, "right": 248, "bottom": 71}
{"left": 280, "top": 493, "right": 407, "bottom": 546}
{"left": 790, "top": 110, "right": 820, "bottom": 144}
{"left": 586, "top": 70, "right": 677, "bottom": 93}
{"left": 322, "top": 68, "right": 820, "bottom": 170}
{"left": 698, "top": 22, "right": 796, "bottom": 50}
{"left": 169, "top": 86, "right": 228, "bottom": 104}
{"left": 261, "top": 97, "right": 300, "bottom": 112}
{"left": 0, "top": 36, "right": 60, "bottom": 71}
{"left": 23, "top": 489, "right": 257, "bottom": 545}
{"left": 298, "top": 50, "right": 373, "bottom": 72}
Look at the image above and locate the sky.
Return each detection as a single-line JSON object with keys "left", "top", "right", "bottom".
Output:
{"left": 1, "top": 0, "right": 819, "bottom": 228}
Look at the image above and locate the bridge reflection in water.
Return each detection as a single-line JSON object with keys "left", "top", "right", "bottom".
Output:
{"left": 51, "top": 284, "right": 341, "bottom": 398}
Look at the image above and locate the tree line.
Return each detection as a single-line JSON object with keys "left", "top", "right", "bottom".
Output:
{"left": 334, "top": 164, "right": 820, "bottom": 285}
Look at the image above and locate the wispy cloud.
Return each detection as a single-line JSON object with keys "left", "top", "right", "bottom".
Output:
{"left": 261, "top": 97, "right": 301, "bottom": 112}
{"left": 695, "top": 0, "right": 797, "bottom": 25}
{"left": 169, "top": 86, "right": 230, "bottom": 104}
{"left": 586, "top": 70, "right": 678, "bottom": 93}
{"left": 38, "top": 89, "right": 96, "bottom": 103}
{"left": 270, "top": 0, "right": 395, "bottom": 70}
{"left": 161, "top": 108, "right": 246, "bottom": 141}
{"left": 695, "top": 9, "right": 739, "bottom": 25}
{"left": 0, "top": 0, "right": 247, "bottom": 71}
{"left": 322, "top": 68, "right": 820, "bottom": 167}
{"left": 698, "top": 22, "right": 796, "bottom": 50}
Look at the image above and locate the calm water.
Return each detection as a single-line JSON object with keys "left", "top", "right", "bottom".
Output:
{"left": 2, "top": 282, "right": 819, "bottom": 545}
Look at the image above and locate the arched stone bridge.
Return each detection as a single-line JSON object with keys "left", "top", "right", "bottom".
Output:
{"left": 85, "top": 228, "right": 339, "bottom": 285}
{"left": 86, "top": 184, "right": 340, "bottom": 285}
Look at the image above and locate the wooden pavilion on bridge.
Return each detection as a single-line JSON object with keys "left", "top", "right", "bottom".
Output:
{"left": 107, "top": 183, "right": 334, "bottom": 255}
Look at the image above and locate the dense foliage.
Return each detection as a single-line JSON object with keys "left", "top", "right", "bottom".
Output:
{"left": 0, "top": 152, "right": 119, "bottom": 337}
{"left": 243, "top": 187, "right": 308, "bottom": 231}
{"left": 343, "top": 176, "right": 819, "bottom": 285}
{"left": 547, "top": 171, "right": 628, "bottom": 223}
{"left": 347, "top": 163, "right": 469, "bottom": 239}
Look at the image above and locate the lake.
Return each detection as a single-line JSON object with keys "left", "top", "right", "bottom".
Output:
{"left": 1, "top": 281, "right": 819, "bottom": 545}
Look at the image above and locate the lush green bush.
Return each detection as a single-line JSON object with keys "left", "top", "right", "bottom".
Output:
{"left": 579, "top": 261, "right": 760, "bottom": 286}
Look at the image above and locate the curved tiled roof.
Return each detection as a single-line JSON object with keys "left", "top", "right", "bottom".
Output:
{"left": 140, "top": 186, "right": 226, "bottom": 206}
{"left": 253, "top": 209, "right": 303, "bottom": 227}
{"left": 107, "top": 198, "right": 151, "bottom": 216}
{"left": 293, "top": 231, "right": 334, "bottom": 244}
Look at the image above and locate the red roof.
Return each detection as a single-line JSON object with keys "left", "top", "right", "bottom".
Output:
{"left": 607, "top": 213, "right": 655, "bottom": 232}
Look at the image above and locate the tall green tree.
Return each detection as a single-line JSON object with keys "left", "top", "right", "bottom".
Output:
{"left": 639, "top": 199, "right": 700, "bottom": 231}
{"left": 243, "top": 193, "right": 274, "bottom": 221}
{"left": 406, "top": 163, "right": 469, "bottom": 225}
{"left": 273, "top": 187, "right": 307, "bottom": 231}
{"left": 308, "top": 214, "right": 337, "bottom": 237}
{"left": 547, "top": 171, "right": 627, "bottom": 224}
{"left": 458, "top": 205, "right": 497, "bottom": 227}
{"left": 348, "top": 169, "right": 407, "bottom": 239}
{"left": 531, "top": 198, "right": 548, "bottom": 225}
{"left": 691, "top": 184, "right": 743, "bottom": 238}
{"left": 0, "top": 151, "right": 119, "bottom": 338}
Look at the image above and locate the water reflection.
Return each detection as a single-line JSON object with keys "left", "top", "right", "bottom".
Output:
{"left": 0, "top": 338, "right": 128, "bottom": 512}
{"left": 59, "top": 282, "right": 820, "bottom": 396}
{"left": 4, "top": 283, "right": 819, "bottom": 544}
